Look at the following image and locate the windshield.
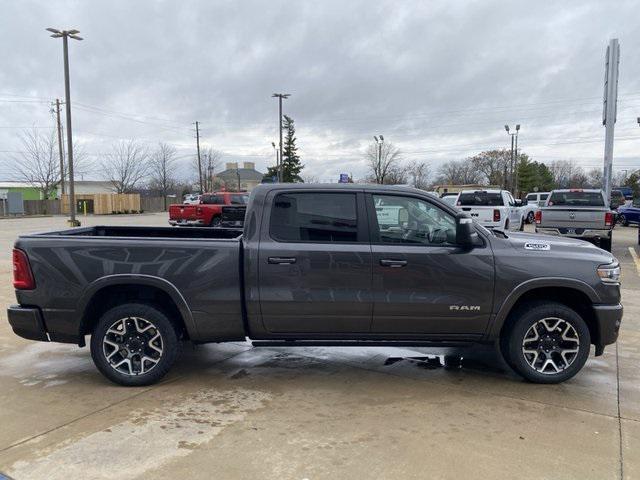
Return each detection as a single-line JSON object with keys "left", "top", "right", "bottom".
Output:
{"left": 548, "top": 191, "right": 604, "bottom": 207}
{"left": 458, "top": 192, "right": 504, "bottom": 206}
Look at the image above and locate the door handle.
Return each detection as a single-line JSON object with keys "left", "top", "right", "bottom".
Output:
{"left": 268, "top": 256, "right": 297, "bottom": 265}
{"left": 379, "top": 259, "right": 407, "bottom": 268}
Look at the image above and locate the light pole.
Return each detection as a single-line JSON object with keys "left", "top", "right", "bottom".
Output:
{"left": 504, "top": 124, "right": 520, "bottom": 194}
{"left": 47, "top": 28, "right": 83, "bottom": 226}
{"left": 272, "top": 93, "right": 290, "bottom": 182}
{"left": 374, "top": 135, "right": 384, "bottom": 184}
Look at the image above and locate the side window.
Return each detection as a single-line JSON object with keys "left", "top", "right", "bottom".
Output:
{"left": 526, "top": 194, "right": 536, "bottom": 203}
{"left": 372, "top": 195, "right": 457, "bottom": 246}
{"left": 270, "top": 192, "right": 359, "bottom": 243}
{"left": 230, "top": 194, "right": 248, "bottom": 205}
{"left": 506, "top": 193, "right": 515, "bottom": 206}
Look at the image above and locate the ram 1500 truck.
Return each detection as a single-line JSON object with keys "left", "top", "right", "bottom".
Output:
{"left": 535, "top": 189, "right": 614, "bottom": 252}
{"left": 168, "top": 191, "right": 249, "bottom": 227}
{"left": 8, "top": 184, "right": 622, "bottom": 386}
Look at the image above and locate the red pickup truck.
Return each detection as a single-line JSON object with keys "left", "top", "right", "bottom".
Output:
{"left": 168, "top": 192, "right": 249, "bottom": 227}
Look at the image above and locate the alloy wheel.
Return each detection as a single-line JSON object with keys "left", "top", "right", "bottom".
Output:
{"left": 102, "top": 317, "right": 164, "bottom": 376}
{"left": 521, "top": 317, "right": 580, "bottom": 374}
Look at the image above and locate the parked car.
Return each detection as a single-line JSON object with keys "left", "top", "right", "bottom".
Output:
{"left": 617, "top": 198, "right": 640, "bottom": 226}
{"left": 183, "top": 194, "right": 201, "bottom": 205}
{"left": 456, "top": 189, "right": 524, "bottom": 231}
{"left": 169, "top": 191, "right": 249, "bottom": 227}
{"left": 614, "top": 186, "right": 633, "bottom": 201}
{"left": 535, "top": 189, "right": 614, "bottom": 251}
{"left": 522, "top": 192, "right": 550, "bottom": 224}
{"left": 8, "top": 184, "right": 622, "bottom": 386}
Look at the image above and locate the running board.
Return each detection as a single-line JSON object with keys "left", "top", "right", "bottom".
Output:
{"left": 251, "top": 340, "right": 472, "bottom": 348}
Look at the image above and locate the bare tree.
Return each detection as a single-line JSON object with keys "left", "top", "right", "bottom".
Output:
{"left": 149, "top": 143, "right": 178, "bottom": 209}
{"left": 549, "top": 160, "right": 584, "bottom": 189}
{"left": 587, "top": 168, "right": 603, "bottom": 189}
{"left": 12, "top": 128, "right": 60, "bottom": 199}
{"left": 406, "top": 160, "right": 431, "bottom": 189}
{"left": 470, "top": 150, "right": 510, "bottom": 186}
{"left": 101, "top": 140, "right": 150, "bottom": 193}
{"left": 435, "top": 159, "right": 481, "bottom": 185}
{"left": 365, "top": 141, "right": 402, "bottom": 184}
{"left": 198, "top": 148, "right": 223, "bottom": 193}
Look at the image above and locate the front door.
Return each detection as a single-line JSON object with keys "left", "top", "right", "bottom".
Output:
{"left": 258, "top": 190, "right": 373, "bottom": 334}
{"left": 367, "top": 193, "right": 494, "bottom": 336}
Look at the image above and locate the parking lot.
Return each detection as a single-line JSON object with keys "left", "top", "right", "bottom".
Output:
{"left": 0, "top": 213, "right": 638, "bottom": 479}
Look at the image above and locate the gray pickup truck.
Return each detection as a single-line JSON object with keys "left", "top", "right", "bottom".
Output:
{"left": 8, "top": 184, "right": 622, "bottom": 386}
{"left": 535, "top": 189, "right": 614, "bottom": 251}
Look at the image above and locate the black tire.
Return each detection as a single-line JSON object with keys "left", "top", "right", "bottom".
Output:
{"left": 618, "top": 214, "right": 628, "bottom": 227}
{"left": 526, "top": 211, "right": 535, "bottom": 224}
{"left": 600, "top": 236, "right": 612, "bottom": 252}
{"left": 90, "top": 303, "right": 179, "bottom": 386}
{"left": 210, "top": 216, "right": 221, "bottom": 227}
{"left": 502, "top": 301, "right": 590, "bottom": 384}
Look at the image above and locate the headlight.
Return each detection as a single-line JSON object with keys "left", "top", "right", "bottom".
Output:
{"left": 597, "top": 262, "right": 621, "bottom": 284}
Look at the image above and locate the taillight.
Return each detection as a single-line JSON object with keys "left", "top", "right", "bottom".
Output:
{"left": 535, "top": 210, "right": 542, "bottom": 224}
{"left": 493, "top": 209, "right": 501, "bottom": 222}
{"left": 605, "top": 211, "right": 613, "bottom": 227}
{"left": 13, "top": 248, "right": 35, "bottom": 290}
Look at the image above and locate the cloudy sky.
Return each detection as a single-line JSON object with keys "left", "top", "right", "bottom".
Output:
{"left": 1, "top": 0, "right": 639, "bottom": 183}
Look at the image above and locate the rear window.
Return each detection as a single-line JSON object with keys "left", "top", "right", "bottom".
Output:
{"left": 458, "top": 192, "right": 504, "bottom": 206}
{"left": 270, "top": 192, "right": 358, "bottom": 243}
{"left": 526, "top": 194, "right": 536, "bottom": 201}
{"left": 230, "top": 194, "right": 249, "bottom": 205}
{"left": 548, "top": 191, "right": 604, "bottom": 207}
{"left": 201, "top": 194, "right": 224, "bottom": 205}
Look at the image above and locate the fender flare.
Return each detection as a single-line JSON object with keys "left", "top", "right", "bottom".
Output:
{"left": 77, "top": 274, "right": 197, "bottom": 338}
{"left": 485, "top": 277, "right": 601, "bottom": 340}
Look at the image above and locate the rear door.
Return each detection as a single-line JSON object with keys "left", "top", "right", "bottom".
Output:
{"left": 258, "top": 190, "right": 373, "bottom": 334}
{"left": 367, "top": 193, "right": 494, "bottom": 336}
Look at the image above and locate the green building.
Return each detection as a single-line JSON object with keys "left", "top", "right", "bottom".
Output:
{"left": 0, "top": 182, "right": 48, "bottom": 200}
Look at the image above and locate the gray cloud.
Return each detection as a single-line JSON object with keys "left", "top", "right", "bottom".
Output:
{"left": 1, "top": 0, "right": 639, "bottom": 182}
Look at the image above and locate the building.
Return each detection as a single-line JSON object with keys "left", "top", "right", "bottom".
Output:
{"left": 433, "top": 184, "right": 498, "bottom": 195}
{"left": 56, "top": 180, "right": 114, "bottom": 197}
{"left": 0, "top": 181, "right": 47, "bottom": 200}
{"left": 215, "top": 162, "right": 264, "bottom": 192}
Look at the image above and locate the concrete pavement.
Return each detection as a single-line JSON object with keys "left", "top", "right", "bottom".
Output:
{"left": 0, "top": 214, "right": 638, "bottom": 479}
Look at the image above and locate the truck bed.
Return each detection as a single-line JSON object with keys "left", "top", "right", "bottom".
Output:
{"left": 33, "top": 225, "right": 243, "bottom": 240}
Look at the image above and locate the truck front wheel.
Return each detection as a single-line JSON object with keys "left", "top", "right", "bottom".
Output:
{"left": 502, "top": 302, "right": 590, "bottom": 384}
{"left": 90, "top": 303, "right": 179, "bottom": 386}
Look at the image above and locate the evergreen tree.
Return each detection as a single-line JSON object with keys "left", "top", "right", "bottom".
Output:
{"left": 264, "top": 115, "right": 304, "bottom": 183}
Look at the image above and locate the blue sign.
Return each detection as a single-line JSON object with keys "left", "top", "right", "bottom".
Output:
{"left": 339, "top": 173, "right": 350, "bottom": 183}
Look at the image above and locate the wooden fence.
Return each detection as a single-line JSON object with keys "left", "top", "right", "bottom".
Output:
{"left": 8, "top": 195, "right": 169, "bottom": 216}
{"left": 23, "top": 199, "right": 61, "bottom": 215}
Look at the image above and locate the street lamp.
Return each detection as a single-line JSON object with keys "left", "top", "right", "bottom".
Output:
{"left": 272, "top": 93, "right": 290, "bottom": 182}
{"left": 47, "top": 28, "right": 83, "bottom": 227}
{"left": 504, "top": 124, "right": 521, "bottom": 195}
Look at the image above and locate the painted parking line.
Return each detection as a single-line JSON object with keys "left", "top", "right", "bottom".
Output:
{"left": 628, "top": 247, "right": 640, "bottom": 276}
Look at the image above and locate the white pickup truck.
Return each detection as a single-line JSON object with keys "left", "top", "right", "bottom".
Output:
{"left": 455, "top": 189, "right": 524, "bottom": 231}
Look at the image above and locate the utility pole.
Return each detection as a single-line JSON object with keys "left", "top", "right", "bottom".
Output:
{"left": 54, "top": 98, "right": 65, "bottom": 195}
{"left": 194, "top": 121, "right": 203, "bottom": 193}
{"left": 47, "top": 27, "right": 82, "bottom": 227}
{"left": 504, "top": 125, "right": 520, "bottom": 194}
{"left": 374, "top": 135, "right": 384, "bottom": 184}
{"left": 272, "top": 93, "right": 290, "bottom": 182}
{"left": 602, "top": 38, "right": 620, "bottom": 201}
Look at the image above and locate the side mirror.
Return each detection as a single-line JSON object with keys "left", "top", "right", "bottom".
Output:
{"left": 514, "top": 199, "right": 523, "bottom": 207}
{"left": 456, "top": 213, "right": 474, "bottom": 247}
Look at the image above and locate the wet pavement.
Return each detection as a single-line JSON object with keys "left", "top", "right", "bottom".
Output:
{"left": 0, "top": 214, "right": 638, "bottom": 479}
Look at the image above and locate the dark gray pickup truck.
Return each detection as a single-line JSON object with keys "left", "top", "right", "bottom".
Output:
{"left": 8, "top": 184, "right": 623, "bottom": 385}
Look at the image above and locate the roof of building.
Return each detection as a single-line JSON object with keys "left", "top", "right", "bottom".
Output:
{"left": 0, "top": 181, "right": 38, "bottom": 189}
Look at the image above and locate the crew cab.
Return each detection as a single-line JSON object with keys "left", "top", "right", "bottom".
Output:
{"left": 456, "top": 189, "right": 524, "bottom": 231}
{"left": 9, "top": 184, "right": 622, "bottom": 386}
{"left": 168, "top": 191, "right": 249, "bottom": 227}
{"left": 535, "top": 189, "right": 614, "bottom": 252}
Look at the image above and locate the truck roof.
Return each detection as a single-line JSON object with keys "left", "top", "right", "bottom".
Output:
{"left": 458, "top": 189, "right": 504, "bottom": 194}
{"left": 252, "top": 183, "right": 428, "bottom": 194}
{"left": 550, "top": 189, "right": 603, "bottom": 193}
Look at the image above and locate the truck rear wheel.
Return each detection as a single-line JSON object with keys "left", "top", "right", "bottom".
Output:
{"left": 90, "top": 303, "right": 179, "bottom": 386}
{"left": 502, "top": 302, "right": 590, "bottom": 384}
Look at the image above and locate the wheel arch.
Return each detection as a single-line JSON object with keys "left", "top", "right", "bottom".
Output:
{"left": 488, "top": 279, "right": 601, "bottom": 346}
{"left": 78, "top": 275, "right": 197, "bottom": 341}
